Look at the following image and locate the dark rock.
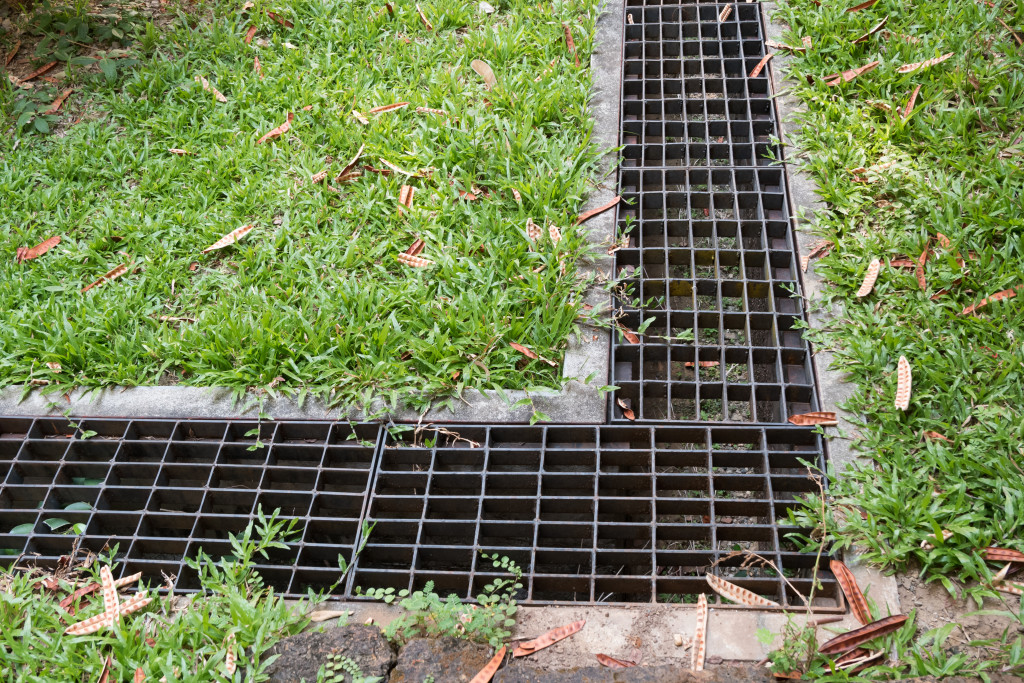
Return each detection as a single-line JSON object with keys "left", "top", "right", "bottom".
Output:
{"left": 388, "top": 637, "right": 493, "bottom": 683}
{"left": 264, "top": 625, "right": 396, "bottom": 683}
{"left": 495, "top": 663, "right": 773, "bottom": 682}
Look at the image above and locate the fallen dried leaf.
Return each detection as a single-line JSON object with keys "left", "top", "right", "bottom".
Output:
{"left": 224, "top": 633, "right": 237, "bottom": 675}
{"left": 510, "top": 342, "right": 557, "bottom": 367}
{"left": 548, "top": 224, "right": 562, "bottom": 244}
{"left": 855, "top": 258, "right": 881, "bottom": 297}
{"left": 168, "top": 148, "right": 195, "bottom": 156}
{"left": 19, "top": 61, "right": 58, "bottom": 84}
{"left": 81, "top": 264, "right": 129, "bottom": 293}
{"left": 369, "top": 102, "right": 409, "bottom": 114}
{"left": 894, "top": 355, "right": 911, "bottom": 411}
{"left": 416, "top": 4, "right": 433, "bottom": 29}
{"left": 134, "top": 668, "right": 145, "bottom": 683}
{"left": 994, "top": 581, "right": 1024, "bottom": 596}
{"left": 920, "top": 529, "right": 953, "bottom": 550}
{"left": 897, "top": 52, "right": 953, "bottom": 74}
{"left": 830, "top": 559, "right": 872, "bottom": 625}
{"left": 416, "top": 106, "right": 448, "bottom": 117}
{"left": 15, "top": 235, "right": 60, "bottom": 264}
{"left": 405, "top": 239, "right": 425, "bottom": 257}
{"left": 617, "top": 323, "right": 640, "bottom": 344}
{"left": 511, "top": 188, "right": 522, "bottom": 203}
{"left": 40, "top": 88, "right": 74, "bottom": 115}
{"left": 903, "top": 84, "right": 921, "bottom": 120}
{"left": 748, "top": 54, "right": 773, "bottom": 78}
{"left": 308, "top": 610, "right": 351, "bottom": 623}
{"left": 254, "top": 56, "right": 263, "bottom": 79}
{"left": 596, "top": 654, "right": 637, "bottom": 669}
{"left": 396, "top": 252, "right": 434, "bottom": 267}
{"left": 256, "top": 112, "right": 294, "bottom": 144}
{"left": 202, "top": 224, "right": 255, "bottom": 254}
{"left": 683, "top": 361, "right": 720, "bottom": 368}
{"left": 787, "top": 411, "right": 838, "bottom": 427}
{"left": 854, "top": 16, "right": 888, "bottom": 43}
{"left": 244, "top": 25, "right": 258, "bottom": 43}
{"left": 46, "top": 362, "right": 62, "bottom": 372}
{"left": 398, "top": 185, "right": 415, "bottom": 212}
{"left": 836, "top": 649, "right": 885, "bottom": 672}
{"left": 718, "top": 4, "right": 732, "bottom": 22}
{"left": 706, "top": 573, "right": 780, "bottom": 607}
{"left": 960, "top": 286, "right": 1023, "bottom": 315}
{"left": 98, "top": 655, "right": 113, "bottom": 683}
{"left": 575, "top": 196, "right": 621, "bottom": 225}
{"left": 820, "top": 615, "right": 908, "bottom": 656}
{"left": 616, "top": 398, "right": 636, "bottom": 421}
{"left": 984, "top": 547, "right": 1024, "bottom": 565}
{"left": 513, "top": 620, "right": 585, "bottom": 657}
{"left": 889, "top": 258, "right": 915, "bottom": 268}
{"left": 825, "top": 60, "right": 879, "bottom": 86}
{"left": 379, "top": 158, "right": 431, "bottom": 177}
{"left": 470, "top": 646, "right": 507, "bottom": 683}
{"left": 923, "top": 431, "right": 951, "bottom": 443}
{"left": 846, "top": 0, "right": 877, "bottom": 11}
{"left": 766, "top": 40, "right": 806, "bottom": 54}
{"left": 4, "top": 40, "right": 20, "bottom": 67}
{"left": 803, "top": 36, "right": 813, "bottom": 49}
{"left": 194, "top": 75, "right": 227, "bottom": 103}
{"left": 692, "top": 594, "right": 708, "bottom": 671}
{"left": 352, "top": 110, "right": 370, "bottom": 125}
{"left": 525, "top": 218, "right": 542, "bottom": 243}
{"left": 471, "top": 59, "right": 497, "bottom": 89}
{"left": 563, "top": 24, "right": 577, "bottom": 63}
{"left": 266, "top": 10, "right": 293, "bottom": 27}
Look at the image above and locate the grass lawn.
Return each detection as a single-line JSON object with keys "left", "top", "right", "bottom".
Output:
{"left": 775, "top": 0, "right": 1024, "bottom": 600}
{"left": 0, "top": 0, "right": 603, "bottom": 412}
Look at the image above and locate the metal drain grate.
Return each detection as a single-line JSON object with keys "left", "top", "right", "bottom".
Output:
{"left": 0, "top": 418, "right": 841, "bottom": 609}
{"left": 611, "top": 2, "right": 817, "bottom": 423}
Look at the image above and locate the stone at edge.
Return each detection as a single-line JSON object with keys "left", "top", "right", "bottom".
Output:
{"left": 264, "top": 625, "right": 395, "bottom": 683}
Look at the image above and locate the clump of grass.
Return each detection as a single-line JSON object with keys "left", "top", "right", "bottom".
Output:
{"left": 0, "top": 0, "right": 604, "bottom": 413}
{"left": 0, "top": 507, "right": 309, "bottom": 681}
{"left": 773, "top": 0, "right": 1024, "bottom": 599}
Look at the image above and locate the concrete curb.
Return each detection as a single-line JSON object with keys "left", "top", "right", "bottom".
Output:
{"left": 0, "top": 7, "right": 623, "bottom": 425}
{"left": 762, "top": 3, "right": 901, "bottom": 617}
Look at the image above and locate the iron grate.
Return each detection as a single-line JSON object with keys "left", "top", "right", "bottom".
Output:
{"left": 0, "top": 417, "right": 842, "bottom": 610}
{"left": 611, "top": 2, "right": 817, "bottom": 423}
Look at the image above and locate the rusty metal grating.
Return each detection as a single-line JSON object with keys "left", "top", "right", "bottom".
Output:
{"left": 0, "top": 417, "right": 841, "bottom": 610}
{"left": 611, "top": 2, "right": 817, "bottom": 423}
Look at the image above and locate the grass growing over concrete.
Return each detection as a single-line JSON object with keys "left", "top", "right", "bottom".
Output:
{"left": 0, "top": 0, "right": 603, "bottom": 412}
{"left": 777, "top": 0, "right": 1024, "bottom": 589}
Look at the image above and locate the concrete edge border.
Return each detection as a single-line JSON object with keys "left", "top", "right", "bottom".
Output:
{"left": 0, "top": 3, "right": 623, "bottom": 424}
{"left": 762, "top": 3, "right": 901, "bottom": 617}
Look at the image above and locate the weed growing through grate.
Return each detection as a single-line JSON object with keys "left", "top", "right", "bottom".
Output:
{"left": 359, "top": 552, "right": 521, "bottom": 648}
{"left": 0, "top": 507, "right": 309, "bottom": 680}
{"left": 0, "top": 0, "right": 603, "bottom": 414}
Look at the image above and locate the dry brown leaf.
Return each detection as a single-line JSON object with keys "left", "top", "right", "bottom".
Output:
{"left": 351, "top": 109, "right": 370, "bottom": 125}
{"left": 4, "top": 40, "right": 20, "bottom": 67}
{"left": 846, "top": 0, "right": 877, "bottom": 11}
{"left": 894, "top": 355, "right": 911, "bottom": 411}
{"left": 525, "top": 218, "right": 542, "bottom": 243}
{"left": 575, "top": 196, "right": 621, "bottom": 225}
{"left": 706, "top": 573, "right": 780, "bottom": 607}
{"left": 596, "top": 654, "right": 637, "bottom": 669}
{"left": 855, "top": 258, "right": 881, "bottom": 297}
{"left": 683, "top": 361, "right": 720, "bottom": 368}
{"left": 416, "top": 106, "right": 448, "bottom": 116}
{"left": 787, "top": 411, "right": 838, "bottom": 427}
{"left": 224, "top": 633, "right": 237, "bottom": 676}
{"left": 897, "top": 52, "right": 953, "bottom": 74}
{"left": 921, "top": 529, "right": 953, "bottom": 550}
{"left": 903, "top": 84, "right": 921, "bottom": 120}
{"left": 512, "top": 620, "right": 585, "bottom": 657}
{"left": 923, "top": 430, "right": 951, "bottom": 442}
{"left": 915, "top": 240, "right": 930, "bottom": 290}
{"left": 379, "top": 158, "right": 430, "bottom": 177}
{"left": 333, "top": 144, "right": 365, "bottom": 182}
{"left": 40, "top": 88, "right": 74, "bottom": 115}
{"left": 266, "top": 10, "right": 293, "bottom": 27}
{"left": 803, "top": 36, "right": 813, "bottom": 49}
{"left": 81, "top": 264, "right": 129, "bottom": 294}
{"left": 416, "top": 4, "right": 433, "bottom": 29}
{"left": 510, "top": 342, "right": 557, "bottom": 367}
{"left": 254, "top": 56, "right": 264, "bottom": 79}
{"left": 244, "top": 25, "right": 258, "bottom": 43}
{"left": 889, "top": 258, "right": 915, "bottom": 268}
{"left": 718, "top": 5, "right": 732, "bottom": 22}
{"left": 45, "top": 362, "right": 62, "bottom": 373}
{"left": 548, "top": 224, "right": 562, "bottom": 244}
{"left": 854, "top": 16, "right": 888, "bottom": 43}
{"left": 134, "top": 668, "right": 145, "bottom": 683}
{"left": 307, "top": 610, "right": 351, "bottom": 623}
{"left": 748, "top": 54, "right": 773, "bottom": 78}
{"left": 369, "top": 102, "right": 409, "bottom": 114}
{"left": 15, "top": 235, "right": 60, "bottom": 264}
{"left": 766, "top": 40, "right": 806, "bottom": 54}
{"left": 194, "top": 75, "right": 227, "bottom": 103}
{"left": 562, "top": 23, "right": 577, "bottom": 56}
{"left": 396, "top": 253, "right": 434, "bottom": 268}
{"left": 830, "top": 559, "right": 872, "bottom": 625}
{"left": 617, "top": 323, "right": 640, "bottom": 344}
{"left": 825, "top": 60, "right": 879, "bottom": 86}
{"left": 256, "top": 112, "right": 294, "bottom": 144}
{"left": 405, "top": 239, "right": 425, "bottom": 257}
{"left": 98, "top": 655, "right": 113, "bottom": 683}
{"left": 511, "top": 188, "right": 522, "bottom": 203}
{"left": 168, "top": 148, "right": 195, "bottom": 156}
{"left": 202, "top": 224, "right": 255, "bottom": 254}
{"left": 19, "top": 61, "right": 58, "bottom": 84}
{"left": 960, "top": 286, "right": 1022, "bottom": 315}
{"left": 692, "top": 594, "right": 707, "bottom": 671}
{"left": 819, "top": 615, "right": 908, "bottom": 656}
{"left": 470, "top": 646, "right": 507, "bottom": 683}
{"left": 471, "top": 59, "right": 497, "bottom": 89}
{"left": 398, "top": 185, "right": 415, "bottom": 212}
{"left": 615, "top": 398, "right": 636, "bottom": 421}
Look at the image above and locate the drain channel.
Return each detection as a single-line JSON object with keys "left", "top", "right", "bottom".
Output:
{"left": 0, "top": 417, "right": 841, "bottom": 610}
{"left": 611, "top": 1, "right": 818, "bottom": 424}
